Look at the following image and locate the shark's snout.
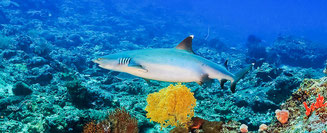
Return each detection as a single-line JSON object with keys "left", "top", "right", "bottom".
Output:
{"left": 92, "top": 58, "right": 103, "bottom": 64}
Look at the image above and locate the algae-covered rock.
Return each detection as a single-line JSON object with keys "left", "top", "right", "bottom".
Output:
{"left": 169, "top": 126, "right": 188, "bottom": 133}
{"left": 246, "top": 35, "right": 267, "bottom": 60}
{"left": 12, "top": 81, "right": 32, "bottom": 96}
{"left": 202, "top": 121, "right": 224, "bottom": 133}
{"left": 65, "top": 80, "right": 92, "bottom": 109}
{"left": 268, "top": 35, "right": 327, "bottom": 68}
{"left": 0, "top": 96, "right": 24, "bottom": 110}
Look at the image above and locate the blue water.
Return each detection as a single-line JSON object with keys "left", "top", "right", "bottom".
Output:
{"left": 116, "top": 0, "right": 327, "bottom": 45}
{"left": 0, "top": 0, "right": 327, "bottom": 132}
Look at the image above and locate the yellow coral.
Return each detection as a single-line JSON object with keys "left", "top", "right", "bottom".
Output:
{"left": 145, "top": 83, "right": 196, "bottom": 129}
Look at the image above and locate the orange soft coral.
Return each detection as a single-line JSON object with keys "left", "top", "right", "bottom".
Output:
{"left": 303, "top": 94, "right": 327, "bottom": 116}
{"left": 314, "top": 94, "right": 327, "bottom": 108}
{"left": 145, "top": 83, "right": 196, "bottom": 129}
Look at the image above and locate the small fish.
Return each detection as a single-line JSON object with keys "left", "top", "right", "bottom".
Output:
{"left": 93, "top": 35, "right": 252, "bottom": 92}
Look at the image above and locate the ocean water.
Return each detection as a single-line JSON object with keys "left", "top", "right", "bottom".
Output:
{"left": 0, "top": 0, "right": 327, "bottom": 133}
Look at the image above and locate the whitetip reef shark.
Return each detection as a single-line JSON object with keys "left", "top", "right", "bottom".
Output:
{"left": 93, "top": 35, "right": 252, "bottom": 93}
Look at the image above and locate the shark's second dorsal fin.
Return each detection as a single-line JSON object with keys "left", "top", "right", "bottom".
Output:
{"left": 224, "top": 60, "right": 228, "bottom": 70}
{"left": 175, "top": 35, "right": 194, "bottom": 54}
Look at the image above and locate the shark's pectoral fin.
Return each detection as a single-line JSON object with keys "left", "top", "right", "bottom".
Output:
{"left": 220, "top": 79, "right": 227, "bottom": 89}
{"left": 143, "top": 78, "right": 150, "bottom": 83}
{"left": 175, "top": 35, "right": 195, "bottom": 54}
{"left": 196, "top": 81, "right": 203, "bottom": 85}
{"left": 130, "top": 65, "right": 148, "bottom": 72}
{"left": 230, "top": 63, "right": 254, "bottom": 93}
{"left": 128, "top": 60, "right": 148, "bottom": 72}
{"left": 197, "top": 74, "right": 213, "bottom": 87}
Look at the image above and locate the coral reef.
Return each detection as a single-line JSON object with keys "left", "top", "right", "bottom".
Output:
{"left": 169, "top": 117, "right": 243, "bottom": 133}
{"left": 267, "top": 77, "right": 327, "bottom": 132}
{"left": 202, "top": 121, "right": 224, "bottom": 133}
{"left": 0, "top": 34, "right": 13, "bottom": 49}
{"left": 169, "top": 126, "right": 189, "bottom": 133}
{"left": 0, "top": 0, "right": 326, "bottom": 132}
{"left": 267, "top": 35, "right": 327, "bottom": 68}
{"left": 12, "top": 81, "right": 32, "bottom": 96}
{"left": 83, "top": 121, "right": 104, "bottom": 133}
{"left": 65, "top": 79, "right": 93, "bottom": 109}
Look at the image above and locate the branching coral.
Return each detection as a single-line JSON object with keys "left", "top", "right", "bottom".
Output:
{"left": 145, "top": 83, "right": 196, "bottom": 129}
{"left": 83, "top": 107, "right": 138, "bottom": 133}
{"left": 83, "top": 121, "right": 104, "bottom": 133}
{"left": 107, "top": 108, "right": 138, "bottom": 133}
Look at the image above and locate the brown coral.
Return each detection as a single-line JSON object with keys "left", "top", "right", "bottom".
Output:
{"left": 83, "top": 121, "right": 104, "bottom": 133}
{"left": 83, "top": 107, "right": 138, "bottom": 133}
{"left": 108, "top": 108, "right": 138, "bottom": 133}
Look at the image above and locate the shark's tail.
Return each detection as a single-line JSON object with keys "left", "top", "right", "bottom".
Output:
{"left": 230, "top": 63, "right": 254, "bottom": 93}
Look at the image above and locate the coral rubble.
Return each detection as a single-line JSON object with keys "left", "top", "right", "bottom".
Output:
{"left": 267, "top": 77, "right": 327, "bottom": 132}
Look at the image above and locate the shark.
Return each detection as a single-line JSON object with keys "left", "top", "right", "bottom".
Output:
{"left": 93, "top": 35, "right": 252, "bottom": 93}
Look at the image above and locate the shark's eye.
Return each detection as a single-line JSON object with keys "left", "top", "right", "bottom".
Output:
{"left": 97, "top": 58, "right": 103, "bottom": 61}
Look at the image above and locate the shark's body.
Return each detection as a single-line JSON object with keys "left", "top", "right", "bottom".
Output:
{"left": 94, "top": 35, "right": 251, "bottom": 92}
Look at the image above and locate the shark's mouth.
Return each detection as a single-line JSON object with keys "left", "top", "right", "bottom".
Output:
{"left": 92, "top": 59, "right": 99, "bottom": 64}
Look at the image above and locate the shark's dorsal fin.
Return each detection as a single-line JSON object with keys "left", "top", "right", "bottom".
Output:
{"left": 175, "top": 35, "right": 194, "bottom": 54}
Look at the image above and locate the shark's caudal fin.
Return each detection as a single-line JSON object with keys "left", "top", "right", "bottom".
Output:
{"left": 230, "top": 63, "right": 254, "bottom": 93}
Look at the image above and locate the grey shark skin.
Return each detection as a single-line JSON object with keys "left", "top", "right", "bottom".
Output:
{"left": 93, "top": 35, "right": 252, "bottom": 93}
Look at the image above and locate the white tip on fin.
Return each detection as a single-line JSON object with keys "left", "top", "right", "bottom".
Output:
{"left": 175, "top": 35, "right": 194, "bottom": 54}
